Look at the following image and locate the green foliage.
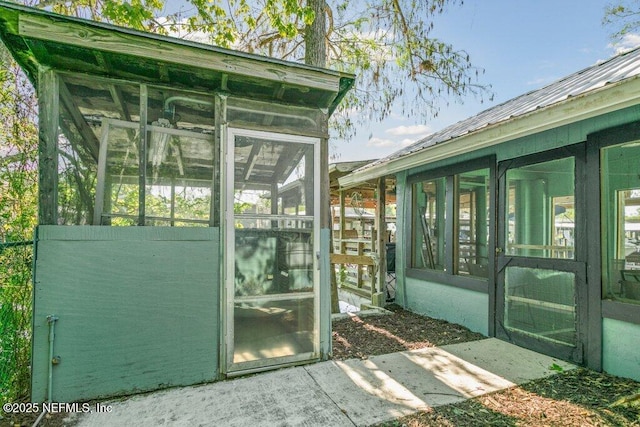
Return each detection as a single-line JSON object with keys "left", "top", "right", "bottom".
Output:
{"left": 603, "top": 1, "right": 640, "bottom": 41}
{"left": 549, "top": 363, "right": 564, "bottom": 372}
{"left": 30, "top": 0, "right": 491, "bottom": 140}
{"left": 0, "top": 245, "right": 33, "bottom": 405}
{"left": 0, "top": 43, "right": 37, "bottom": 405}
{"left": 0, "top": 0, "right": 493, "bottom": 403}
{"left": 339, "top": 264, "right": 347, "bottom": 285}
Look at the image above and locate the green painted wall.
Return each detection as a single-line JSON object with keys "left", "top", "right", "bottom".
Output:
{"left": 393, "top": 105, "right": 640, "bottom": 380}
{"left": 404, "top": 277, "right": 489, "bottom": 335}
{"left": 32, "top": 226, "right": 220, "bottom": 402}
{"left": 602, "top": 318, "right": 640, "bottom": 381}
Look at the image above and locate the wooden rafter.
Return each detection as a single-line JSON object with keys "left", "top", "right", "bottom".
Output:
{"left": 58, "top": 79, "right": 100, "bottom": 161}
{"left": 242, "top": 142, "right": 263, "bottom": 182}
{"left": 108, "top": 85, "right": 132, "bottom": 121}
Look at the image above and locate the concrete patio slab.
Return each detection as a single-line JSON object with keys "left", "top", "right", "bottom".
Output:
{"left": 441, "top": 338, "right": 576, "bottom": 384}
{"left": 72, "top": 338, "right": 576, "bottom": 427}
{"left": 74, "top": 366, "right": 352, "bottom": 427}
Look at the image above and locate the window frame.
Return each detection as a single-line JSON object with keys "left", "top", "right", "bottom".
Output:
{"left": 406, "top": 156, "right": 496, "bottom": 293}
{"left": 587, "top": 122, "right": 640, "bottom": 325}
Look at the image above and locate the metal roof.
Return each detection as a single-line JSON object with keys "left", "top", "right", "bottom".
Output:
{"left": 355, "top": 46, "right": 640, "bottom": 174}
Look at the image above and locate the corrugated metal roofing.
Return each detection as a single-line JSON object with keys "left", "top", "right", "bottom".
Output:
{"left": 357, "top": 46, "right": 640, "bottom": 172}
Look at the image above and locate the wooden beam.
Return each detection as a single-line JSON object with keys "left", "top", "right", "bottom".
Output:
{"left": 273, "top": 145, "right": 305, "bottom": 183}
{"left": 109, "top": 84, "right": 132, "bottom": 121}
{"left": 58, "top": 79, "right": 100, "bottom": 161}
{"left": 242, "top": 142, "right": 262, "bottom": 181}
{"left": 19, "top": 14, "right": 341, "bottom": 93}
{"left": 138, "top": 84, "right": 148, "bottom": 226}
{"left": 376, "top": 177, "right": 387, "bottom": 294}
{"left": 38, "top": 68, "right": 59, "bottom": 225}
{"left": 330, "top": 253, "right": 376, "bottom": 266}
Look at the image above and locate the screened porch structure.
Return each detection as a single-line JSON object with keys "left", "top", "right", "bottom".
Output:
{"left": 0, "top": 2, "right": 353, "bottom": 402}
{"left": 329, "top": 162, "right": 397, "bottom": 306}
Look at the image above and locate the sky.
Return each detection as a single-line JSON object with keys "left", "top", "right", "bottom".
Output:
{"left": 334, "top": 0, "right": 639, "bottom": 162}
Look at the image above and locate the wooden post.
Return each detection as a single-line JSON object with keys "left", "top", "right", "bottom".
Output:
{"left": 211, "top": 93, "right": 226, "bottom": 227}
{"left": 356, "top": 239, "right": 364, "bottom": 288}
{"left": 38, "top": 69, "right": 59, "bottom": 225}
{"left": 376, "top": 177, "right": 387, "bottom": 297}
{"left": 138, "top": 84, "right": 148, "bottom": 226}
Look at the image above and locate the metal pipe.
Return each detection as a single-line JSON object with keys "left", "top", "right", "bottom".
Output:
{"left": 46, "top": 315, "right": 58, "bottom": 403}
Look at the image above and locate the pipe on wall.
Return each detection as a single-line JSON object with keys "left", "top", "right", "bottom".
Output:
{"left": 46, "top": 315, "right": 58, "bottom": 403}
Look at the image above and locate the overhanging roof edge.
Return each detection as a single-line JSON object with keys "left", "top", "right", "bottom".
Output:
{"left": 338, "top": 75, "right": 640, "bottom": 188}
{"left": 0, "top": 0, "right": 355, "bottom": 109}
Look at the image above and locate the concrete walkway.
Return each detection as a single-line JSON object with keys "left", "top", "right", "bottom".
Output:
{"left": 71, "top": 338, "right": 574, "bottom": 427}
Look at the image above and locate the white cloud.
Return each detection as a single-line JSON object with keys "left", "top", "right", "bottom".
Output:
{"left": 610, "top": 33, "right": 640, "bottom": 55}
{"left": 367, "top": 137, "right": 396, "bottom": 148}
{"left": 400, "top": 138, "right": 417, "bottom": 146}
{"left": 385, "top": 124, "right": 431, "bottom": 136}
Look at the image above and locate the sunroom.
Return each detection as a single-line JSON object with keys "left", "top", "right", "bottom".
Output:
{"left": 340, "top": 47, "right": 640, "bottom": 382}
{"left": 0, "top": 2, "right": 353, "bottom": 402}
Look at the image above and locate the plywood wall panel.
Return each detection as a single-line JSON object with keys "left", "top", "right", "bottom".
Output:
{"left": 32, "top": 226, "right": 220, "bottom": 402}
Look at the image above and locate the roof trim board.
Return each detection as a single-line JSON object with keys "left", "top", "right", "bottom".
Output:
{"left": 17, "top": 13, "right": 338, "bottom": 93}
{"left": 0, "top": 1, "right": 354, "bottom": 113}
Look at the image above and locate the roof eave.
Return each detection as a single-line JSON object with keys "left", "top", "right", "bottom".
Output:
{"left": 339, "top": 76, "right": 640, "bottom": 189}
{"left": 0, "top": 1, "right": 355, "bottom": 110}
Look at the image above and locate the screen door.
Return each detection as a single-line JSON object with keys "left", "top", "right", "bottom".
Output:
{"left": 224, "top": 128, "right": 320, "bottom": 374}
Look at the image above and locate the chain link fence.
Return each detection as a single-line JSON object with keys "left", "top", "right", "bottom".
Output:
{"left": 0, "top": 241, "right": 33, "bottom": 405}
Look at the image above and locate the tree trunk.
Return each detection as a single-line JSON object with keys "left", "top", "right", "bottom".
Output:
{"left": 304, "top": 0, "right": 326, "bottom": 67}
{"left": 305, "top": 0, "right": 338, "bottom": 313}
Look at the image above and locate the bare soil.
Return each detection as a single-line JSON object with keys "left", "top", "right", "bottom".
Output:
{"left": 332, "top": 304, "right": 640, "bottom": 427}
{"left": 331, "top": 304, "right": 486, "bottom": 360}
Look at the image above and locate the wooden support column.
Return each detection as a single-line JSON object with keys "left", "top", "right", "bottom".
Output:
{"left": 338, "top": 190, "right": 347, "bottom": 283}
{"left": 138, "top": 84, "right": 148, "bottom": 226}
{"left": 212, "top": 93, "right": 226, "bottom": 227}
{"left": 38, "top": 69, "right": 59, "bottom": 225}
{"left": 356, "top": 240, "right": 364, "bottom": 288}
{"left": 376, "top": 177, "right": 387, "bottom": 298}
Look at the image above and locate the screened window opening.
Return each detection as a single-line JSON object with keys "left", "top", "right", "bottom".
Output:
{"left": 504, "top": 266, "right": 577, "bottom": 346}
{"left": 506, "top": 157, "right": 575, "bottom": 259}
{"left": 412, "top": 178, "right": 446, "bottom": 271}
{"left": 410, "top": 166, "right": 491, "bottom": 279}
{"left": 57, "top": 77, "right": 141, "bottom": 225}
{"left": 601, "top": 141, "right": 640, "bottom": 304}
{"left": 457, "top": 169, "right": 490, "bottom": 277}
{"left": 55, "top": 73, "right": 217, "bottom": 226}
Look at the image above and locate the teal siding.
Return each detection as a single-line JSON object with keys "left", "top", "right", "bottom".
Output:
{"left": 602, "top": 318, "right": 640, "bottom": 381}
{"left": 32, "top": 226, "right": 220, "bottom": 402}
{"left": 393, "top": 106, "right": 640, "bottom": 380}
{"left": 404, "top": 277, "right": 489, "bottom": 335}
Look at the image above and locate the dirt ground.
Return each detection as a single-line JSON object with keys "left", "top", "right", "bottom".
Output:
{"left": 332, "top": 304, "right": 640, "bottom": 427}
{"left": 3, "top": 304, "right": 639, "bottom": 426}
